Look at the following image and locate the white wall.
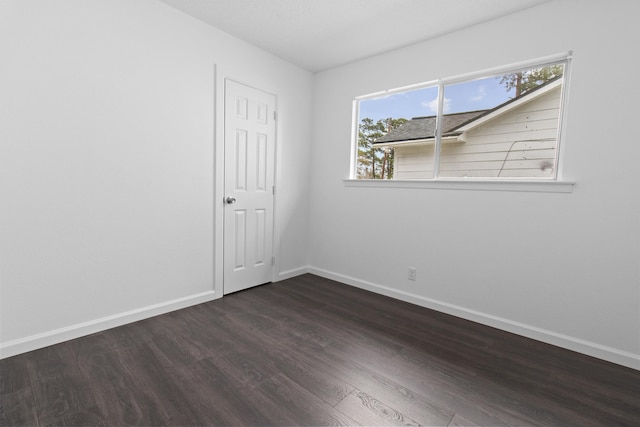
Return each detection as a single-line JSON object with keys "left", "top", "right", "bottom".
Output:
{"left": 0, "top": 0, "right": 312, "bottom": 356}
{"left": 309, "top": 0, "right": 640, "bottom": 369}
{"left": 2, "top": 0, "right": 637, "bottom": 370}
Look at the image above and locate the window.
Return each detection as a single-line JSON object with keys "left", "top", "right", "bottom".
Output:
{"left": 352, "top": 54, "right": 571, "bottom": 181}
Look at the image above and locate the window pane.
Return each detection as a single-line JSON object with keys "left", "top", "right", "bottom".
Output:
{"left": 357, "top": 85, "right": 438, "bottom": 179}
{"left": 438, "top": 64, "right": 564, "bottom": 178}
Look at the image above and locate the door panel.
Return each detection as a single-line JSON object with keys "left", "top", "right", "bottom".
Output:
{"left": 224, "top": 80, "right": 276, "bottom": 294}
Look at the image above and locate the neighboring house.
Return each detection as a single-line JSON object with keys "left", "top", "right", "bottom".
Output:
{"left": 374, "top": 77, "right": 563, "bottom": 179}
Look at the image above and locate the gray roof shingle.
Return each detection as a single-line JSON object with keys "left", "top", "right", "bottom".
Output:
{"left": 374, "top": 110, "right": 487, "bottom": 144}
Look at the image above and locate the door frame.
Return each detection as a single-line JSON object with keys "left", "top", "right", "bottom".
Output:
{"left": 213, "top": 75, "right": 279, "bottom": 296}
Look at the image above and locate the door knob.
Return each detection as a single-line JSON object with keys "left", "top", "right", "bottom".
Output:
{"left": 225, "top": 196, "right": 237, "bottom": 204}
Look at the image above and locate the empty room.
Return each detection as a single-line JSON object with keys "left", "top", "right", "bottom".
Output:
{"left": 1, "top": 0, "right": 639, "bottom": 426}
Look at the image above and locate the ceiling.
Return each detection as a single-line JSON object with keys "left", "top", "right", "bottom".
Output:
{"left": 158, "top": 0, "right": 548, "bottom": 72}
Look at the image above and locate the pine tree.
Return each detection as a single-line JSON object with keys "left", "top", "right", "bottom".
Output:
{"left": 357, "top": 117, "right": 407, "bottom": 179}
{"left": 499, "top": 64, "right": 564, "bottom": 97}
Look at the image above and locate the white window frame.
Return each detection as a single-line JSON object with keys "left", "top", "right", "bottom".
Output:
{"left": 347, "top": 52, "right": 574, "bottom": 193}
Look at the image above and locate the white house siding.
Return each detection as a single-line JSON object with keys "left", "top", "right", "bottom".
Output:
{"left": 394, "top": 86, "right": 562, "bottom": 179}
{"left": 394, "top": 145, "right": 435, "bottom": 179}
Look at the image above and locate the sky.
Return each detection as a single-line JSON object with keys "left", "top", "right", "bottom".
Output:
{"left": 359, "top": 75, "right": 516, "bottom": 123}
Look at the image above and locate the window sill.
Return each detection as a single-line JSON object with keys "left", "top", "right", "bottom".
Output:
{"left": 343, "top": 179, "right": 575, "bottom": 193}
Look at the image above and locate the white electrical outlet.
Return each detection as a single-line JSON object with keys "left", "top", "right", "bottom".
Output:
{"left": 408, "top": 267, "right": 416, "bottom": 281}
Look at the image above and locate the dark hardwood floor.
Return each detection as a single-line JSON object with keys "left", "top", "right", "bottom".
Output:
{"left": 2, "top": 273, "right": 639, "bottom": 426}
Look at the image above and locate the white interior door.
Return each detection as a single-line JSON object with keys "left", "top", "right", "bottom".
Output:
{"left": 223, "top": 80, "right": 276, "bottom": 295}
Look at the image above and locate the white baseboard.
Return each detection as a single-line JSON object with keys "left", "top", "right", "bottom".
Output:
{"left": 308, "top": 266, "right": 640, "bottom": 371}
{"left": 0, "top": 290, "right": 220, "bottom": 359}
{"left": 277, "top": 266, "right": 310, "bottom": 281}
{"left": 4, "top": 267, "right": 638, "bottom": 371}
{"left": 0, "top": 264, "right": 307, "bottom": 359}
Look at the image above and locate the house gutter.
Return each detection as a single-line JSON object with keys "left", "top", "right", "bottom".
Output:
{"left": 373, "top": 135, "right": 461, "bottom": 148}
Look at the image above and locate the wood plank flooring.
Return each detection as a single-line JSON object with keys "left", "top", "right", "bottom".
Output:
{"left": 1, "top": 273, "right": 639, "bottom": 426}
